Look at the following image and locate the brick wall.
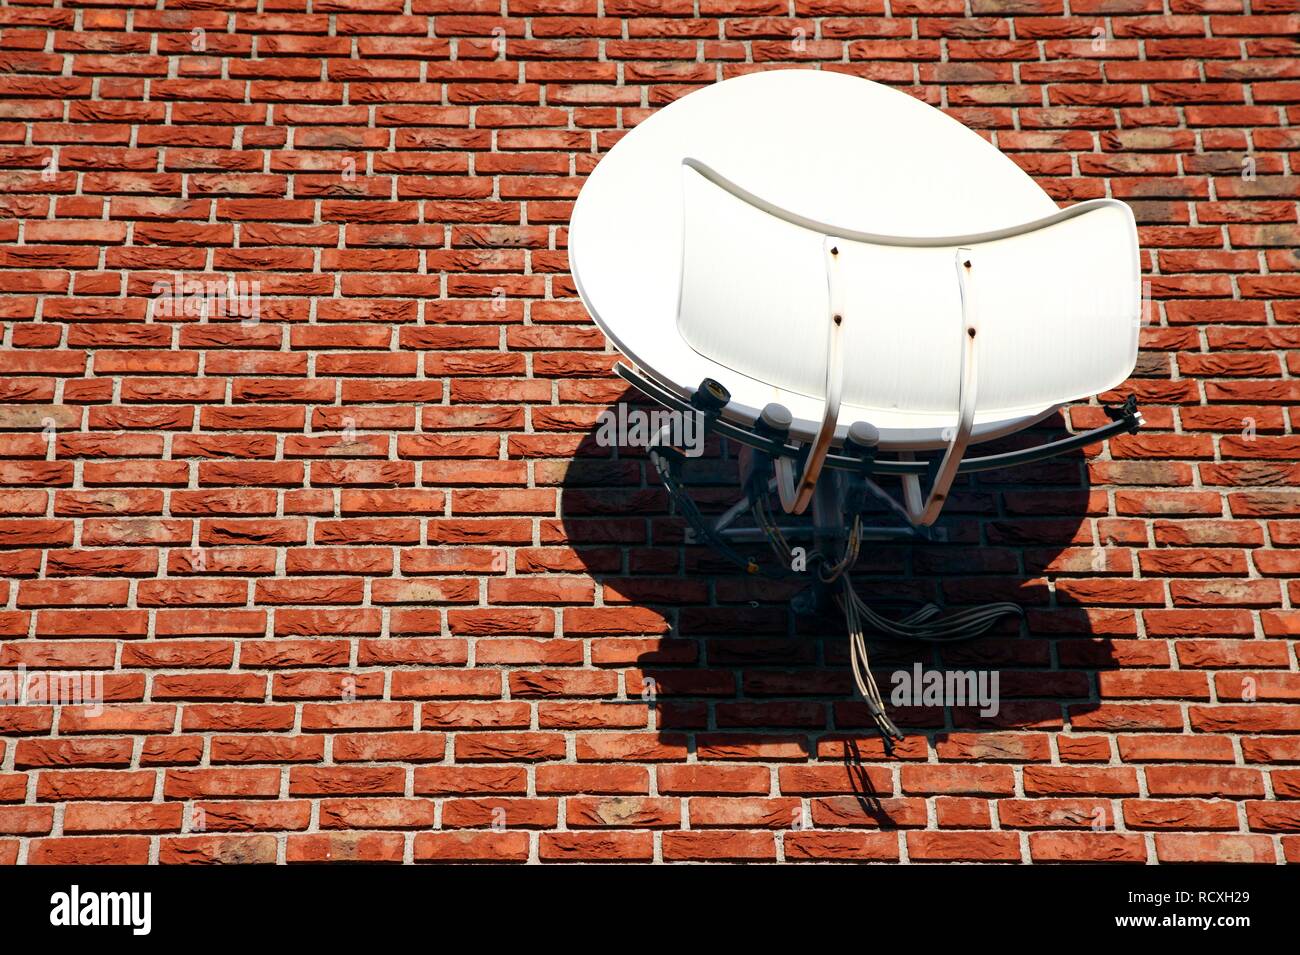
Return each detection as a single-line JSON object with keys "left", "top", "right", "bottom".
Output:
{"left": 0, "top": 0, "right": 1297, "bottom": 865}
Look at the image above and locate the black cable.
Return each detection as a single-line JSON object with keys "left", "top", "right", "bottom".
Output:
{"left": 653, "top": 450, "right": 769, "bottom": 577}
{"left": 846, "top": 584, "right": 1024, "bottom": 643}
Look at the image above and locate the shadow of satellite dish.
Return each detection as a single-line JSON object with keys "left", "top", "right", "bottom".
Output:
{"left": 552, "top": 382, "right": 1120, "bottom": 769}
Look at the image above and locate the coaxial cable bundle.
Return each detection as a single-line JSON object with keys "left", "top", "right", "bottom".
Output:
{"left": 656, "top": 440, "right": 1024, "bottom": 740}
{"left": 747, "top": 477, "right": 1022, "bottom": 739}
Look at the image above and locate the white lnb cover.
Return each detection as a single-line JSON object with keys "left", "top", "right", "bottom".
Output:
{"left": 676, "top": 162, "right": 1141, "bottom": 421}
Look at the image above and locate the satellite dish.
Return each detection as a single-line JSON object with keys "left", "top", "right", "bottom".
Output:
{"left": 569, "top": 71, "right": 1143, "bottom": 741}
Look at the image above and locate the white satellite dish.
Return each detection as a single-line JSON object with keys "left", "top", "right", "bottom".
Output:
{"left": 569, "top": 71, "right": 1143, "bottom": 740}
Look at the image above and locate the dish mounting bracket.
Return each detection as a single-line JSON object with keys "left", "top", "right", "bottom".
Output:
{"left": 776, "top": 247, "right": 980, "bottom": 528}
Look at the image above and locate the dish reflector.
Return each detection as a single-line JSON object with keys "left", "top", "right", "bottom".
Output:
{"left": 571, "top": 69, "right": 1140, "bottom": 450}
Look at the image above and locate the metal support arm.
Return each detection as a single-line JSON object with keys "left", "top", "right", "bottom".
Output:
{"left": 899, "top": 249, "right": 979, "bottom": 527}
{"left": 780, "top": 238, "right": 847, "bottom": 515}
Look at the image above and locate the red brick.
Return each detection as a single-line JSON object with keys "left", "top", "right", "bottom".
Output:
{"left": 1028, "top": 832, "right": 1148, "bottom": 863}
{"left": 1154, "top": 834, "right": 1277, "bottom": 864}
{"left": 286, "top": 833, "right": 405, "bottom": 864}
{"left": 539, "top": 831, "right": 654, "bottom": 862}
{"left": 907, "top": 831, "right": 1022, "bottom": 863}
{"left": 416, "top": 831, "right": 531, "bottom": 863}
{"left": 28, "top": 836, "right": 151, "bottom": 865}
{"left": 158, "top": 834, "right": 278, "bottom": 865}
{"left": 661, "top": 830, "right": 776, "bottom": 862}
